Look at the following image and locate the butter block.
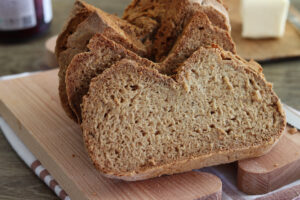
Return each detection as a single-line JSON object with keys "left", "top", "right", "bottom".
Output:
{"left": 241, "top": 0, "right": 290, "bottom": 38}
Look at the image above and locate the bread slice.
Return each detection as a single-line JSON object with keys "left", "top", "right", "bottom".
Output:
{"left": 81, "top": 46, "right": 286, "bottom": 181}
{"left": 123, "top": 0, "right": 231, "bottom": 61}
{"left": 66, "top": 34, "right": 158, "bottom": 122}
{"left": 160, "top": 11, "right": 236, "bottom": 75}
{"left": 56, "top": 0, "right": 146, "bottom": 121}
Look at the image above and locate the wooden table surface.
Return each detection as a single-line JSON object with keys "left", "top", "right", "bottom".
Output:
{"left": 0, "top": 0, "right": 299, "bottom": 199}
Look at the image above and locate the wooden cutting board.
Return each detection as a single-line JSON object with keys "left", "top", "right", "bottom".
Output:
{"left": 0, "top": 69, "right": 222, "bottom": 200}
{"left": 224, "top": 0, "right": 300, "bottom": 61}
{"left": 238, "top": 127, "right": 300, "bottom": 195}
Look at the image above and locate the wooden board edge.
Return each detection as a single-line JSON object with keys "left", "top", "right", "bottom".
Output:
{"left": 45, "top": 35, "right": 58, "bottom": 68}
{"left": 237, "top": 156, "right": 300, "bottom": 195}
{"left": 0, "top": 99, "right": 87, "bottom": 200}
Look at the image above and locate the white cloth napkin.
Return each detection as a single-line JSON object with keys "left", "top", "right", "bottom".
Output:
{"left": 0, "top": 72, "right": 300, "bottom": 200}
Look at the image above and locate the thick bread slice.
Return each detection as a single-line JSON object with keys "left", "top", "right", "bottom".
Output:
{"left": 160, "top": 11, "right": 235, "bottom": 74}
{"left": 66, "top": 34, "right": 158, "bottom": 122}
{"left": 56, "top": 1, "right": 146, "bottom": 121}
{"left": 123, "top": 0, "right": 231, "bottom": 61}
{"left": 81, "top": 46, "right": 286, "bottom": 181}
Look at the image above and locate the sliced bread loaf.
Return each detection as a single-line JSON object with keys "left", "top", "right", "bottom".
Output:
{"left": 56, "top": 0, "right": 146, "bottom": 121}
{"left": 66, "top": 34, "right": 158, "bottom": 122}
{"left": 58, "top": 0, "right": 236, "bottom": 122}
{"left": 65, "top": 8, "right": 235, "bottom": 121}
{"left": 81, "top": 46, "right": 285, "bottom": 181}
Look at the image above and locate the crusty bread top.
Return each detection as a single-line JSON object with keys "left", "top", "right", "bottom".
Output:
{"left": 159, "top": 11, "right": 235, "bottom": 74}
{"left": 189, "top": 0, "right": 230, "bottom": 31}
{"left": 55, "top": 0, "right": 94, "bottom": 58}
{"left": 81, "top": 46, "right": 285, "bottom": 179}
{"left": 123, "top": 0, "right": 231, "bottom": 61}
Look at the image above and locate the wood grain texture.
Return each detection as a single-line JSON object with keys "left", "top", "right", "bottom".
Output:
{"left": 0, "top": 69, "right": 222, "bottom": 200}
{"left": 224, "top": 0, "right": 300, "bottom": 61}
{"left": 237, "top": 127, "right": 300, "bottom": 195}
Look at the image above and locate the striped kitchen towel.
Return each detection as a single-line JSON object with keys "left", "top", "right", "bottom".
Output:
{"left": 0, "top": 117, "right": 70, "bottom": 200}
{"left": 0, "top": 72, "right": 70, "bottom": 200}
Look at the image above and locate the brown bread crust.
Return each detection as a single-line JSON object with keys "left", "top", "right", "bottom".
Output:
{"left": 123, "top": 0, "right": 231, "bottom": 61}
{"left": 81, "top": 47, "right": 285, "bottom": 180}
{"left": 55, "top": 0, "right": 92, "bottom": 121}
{"left": 160, "top": 11, "right": 235, "bottom": 74}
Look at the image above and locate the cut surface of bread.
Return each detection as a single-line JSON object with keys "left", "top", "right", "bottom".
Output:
{"left": 56, "top": 0, "right": 146, "bottom": 121}
{"left": 66, "top": 34, "right": 158, "bottom": 122}
{"left": 81, "top": 47, "right": 286, "bottom": 180}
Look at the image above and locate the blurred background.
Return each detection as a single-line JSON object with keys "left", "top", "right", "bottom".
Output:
{"left": 0, "top": 0, "right": 299, "bottom": 199}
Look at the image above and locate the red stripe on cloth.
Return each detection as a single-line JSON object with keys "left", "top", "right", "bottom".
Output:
{"left": 30, "top": 160, "right": 41, "bottom": 171}
{"left": 39, "top": 169, "right": 50, "bottom": 179}
{"left": 49, "top": 179, "right": 58, "bottom": 190}
{"left": 59, "top": 190, "right": 68, "bottom": 200}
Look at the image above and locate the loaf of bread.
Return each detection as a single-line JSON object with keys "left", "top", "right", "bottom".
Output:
{"left": 81, "top": 46, "right": 285, "bottom": 180}
{"left": 56, "top": 0, "right": 286, "bottom": 181}
{"left": 56, "top": 0, "right": 146, "bottom": 121}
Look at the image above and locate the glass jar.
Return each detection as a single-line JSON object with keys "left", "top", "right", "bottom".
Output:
{"left": 0, "top": 0, "right": 53, "bottom": 42}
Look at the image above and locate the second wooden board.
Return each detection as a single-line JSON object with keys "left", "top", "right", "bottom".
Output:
{"left": 224, "top": 0, "right": 300, "bottom": 61}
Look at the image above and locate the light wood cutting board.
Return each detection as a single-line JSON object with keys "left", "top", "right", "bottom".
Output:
{"left": 224, "top": 0, "right": 300, "bottom": 61}
{"left": 0, "top": 69, "right": 222, "bottom": 200}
